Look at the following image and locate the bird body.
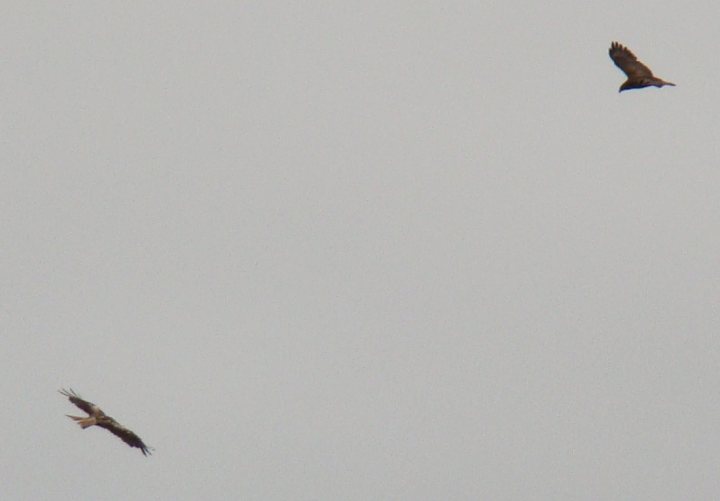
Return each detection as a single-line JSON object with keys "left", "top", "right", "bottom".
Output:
{"left": 609, "top": 42, "right": 675, "bottom": 92}
{"left": 60, "top": 388, "right": 152, "bottom": 456}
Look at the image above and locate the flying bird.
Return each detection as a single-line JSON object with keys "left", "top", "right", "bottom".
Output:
{"left": 609, "top": 42, "right": 675, "bottom": 92}
{"left": 59, "top": 388, "right": 153, "bottom": 456}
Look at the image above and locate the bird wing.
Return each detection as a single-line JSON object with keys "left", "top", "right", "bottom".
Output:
{"left": 96, "top": 418, "right": 153, "bottom": 456}
{"left": 609, "top": 42, "right": 655, "bottom": 79}
{"left": 59, "top": 388, "right": 104, "bottom": 417}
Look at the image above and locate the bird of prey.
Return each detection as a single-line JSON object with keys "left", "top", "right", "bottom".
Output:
{"left": 609, "top": 42, "right": 675, "bottom": 92}
{"left": 59, "top": 388, "right": 153, "bottom": 456}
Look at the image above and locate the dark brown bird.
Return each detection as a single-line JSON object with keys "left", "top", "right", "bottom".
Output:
{"left": 60, "top": 388, "right": 153, "bottom": 456}
{"left": 609, "top": 42, "right": 675, "bottom": 92}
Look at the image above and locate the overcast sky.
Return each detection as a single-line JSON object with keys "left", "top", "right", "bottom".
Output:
{"left": 3, "top": 2, "right": 720, "bottom": 500}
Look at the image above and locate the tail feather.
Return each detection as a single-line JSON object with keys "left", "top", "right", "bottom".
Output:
{"left": 66, "top": 415, "right": 96, "bottom": 429}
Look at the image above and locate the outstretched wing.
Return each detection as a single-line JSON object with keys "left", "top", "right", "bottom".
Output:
{"left": 609, "top": 42, "right": 655, "bottom": 79}
{"left": 59, "top": 388, "right": 104, "bottom": 417}
{"left": 96, "top": 419, "right": 153, "bottom": 456}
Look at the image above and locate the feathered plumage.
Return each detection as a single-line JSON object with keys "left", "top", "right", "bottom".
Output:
{"left": 59, "top": 388, "right": 153, "bottom": 456}
{"left": 609, "top": 42, "right": 675, "bottom": 92}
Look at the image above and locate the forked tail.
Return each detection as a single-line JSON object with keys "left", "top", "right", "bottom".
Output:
{"left": 66, "top": 415, "right": 96, "bottom": 429}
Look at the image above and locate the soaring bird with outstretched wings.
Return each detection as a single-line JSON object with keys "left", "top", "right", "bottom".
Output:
{"left": 59, "top": 388, "right": 153, "bottom": 456}
{"left": 609, "top": 42, "right": 675, "bottom": 92}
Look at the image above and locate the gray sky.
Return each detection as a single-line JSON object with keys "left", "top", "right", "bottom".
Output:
{"left": 3, "top": 2, "right": 719, "bottom": 500}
